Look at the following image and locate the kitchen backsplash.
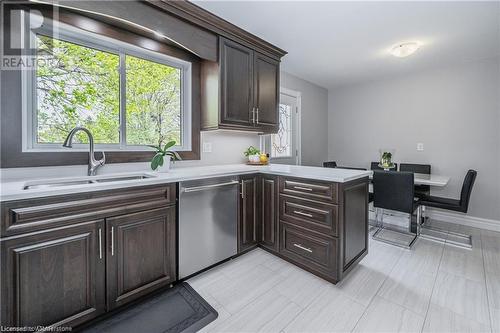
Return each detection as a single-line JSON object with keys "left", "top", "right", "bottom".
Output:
{"left": 0, "top": 130, "right": 261, "bottom": 181}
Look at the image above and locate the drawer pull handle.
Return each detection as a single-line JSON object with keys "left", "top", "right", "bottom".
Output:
{"left": 293, "top": 186, "right": 313, "bottom": 191}
{"left": 111, "top": 226, "right": 115, "bottom": 256}
{"left": 98, "top": 228, "right": 103, "bottom": 260}
{"left": 293, "top": 210, "right": 313, "bottom": 218}
{"left": 293, "top": 243, "right": 313, "bottom": 253}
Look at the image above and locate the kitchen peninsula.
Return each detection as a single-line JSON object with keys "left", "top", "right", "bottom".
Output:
{"left": 0, "top": 164, "right": 369, "bottom": 328}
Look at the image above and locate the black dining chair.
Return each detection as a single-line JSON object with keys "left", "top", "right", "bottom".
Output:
{"left": 323, "top": 161, "right": 337, "bottom": 168}
{"left": 400, "top": 163, "right": 431, "bottom": 199}
{"left": 372, "top": 170, "right": 421, "bottom": 248}
{"left": 419, "top": 170, "right": 477, "bottom": 214}
{"left": 371, "top": 161, "right": 398, "bottom": 171}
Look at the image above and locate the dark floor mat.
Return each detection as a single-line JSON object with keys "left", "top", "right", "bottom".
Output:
{"left": 81, "top": 283, "right": 218, "bottom": 333}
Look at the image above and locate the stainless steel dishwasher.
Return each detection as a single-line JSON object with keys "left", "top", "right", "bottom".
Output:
{"left": 179, "top": 176, "right": 239, "bottom": 279}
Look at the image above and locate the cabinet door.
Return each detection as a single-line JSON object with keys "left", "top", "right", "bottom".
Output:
{"left": 261, "top": 175, "right": 278, "bottom": 251}
{"left": 106, "top": 207, "right": 176, "bottom": 310}
{"left": 254, "top": 52, "right": 279, "bottom": 132}
{"left": 239, "top": 175, "right": 259, "bottom": 252}
{"left": 220, "top": 37, "right": 254, "bottom": 128}
{"left": 0, "top": 220, "right": 105, "bottom": 328}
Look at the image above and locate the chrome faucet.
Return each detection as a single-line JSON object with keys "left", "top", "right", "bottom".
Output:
{"left": 62, "top": 127, "right": 106, "bottom": 176}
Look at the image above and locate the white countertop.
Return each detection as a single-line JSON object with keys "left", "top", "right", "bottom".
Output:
{"left": 0, "top": 164, "right": 371, "bottom": 202}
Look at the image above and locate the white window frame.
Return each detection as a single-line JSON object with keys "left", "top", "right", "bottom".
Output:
{"left": 22, "top": 18, "right": 192, "bottom": 152}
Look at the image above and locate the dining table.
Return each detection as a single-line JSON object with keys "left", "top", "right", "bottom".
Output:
{"left": 369, "top": 171, "right": 450, "bottom": 187}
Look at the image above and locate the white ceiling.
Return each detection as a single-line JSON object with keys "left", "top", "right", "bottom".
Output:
{"left": 193, "top": 1, "right": 500, "bottom": 89}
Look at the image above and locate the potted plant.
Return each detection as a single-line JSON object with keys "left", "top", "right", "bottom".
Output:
{"left": 380, "top": 151, "right": 394, "bottom": 169}
{"left": 244, "top": 146, "right": 261, "bottom": 163}
{"left": 149, "top": 140, "right": 181, "bottom": 172}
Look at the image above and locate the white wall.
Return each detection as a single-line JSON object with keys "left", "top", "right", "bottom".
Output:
{"left": 328, "top": 57, "right": 500, "bottom": 222}
{"left": 281, "top": 71, "right": 329, "bottom": 166}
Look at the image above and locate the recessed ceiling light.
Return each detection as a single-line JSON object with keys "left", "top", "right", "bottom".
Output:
{"left": 390, "top": 42, "right": 421, "bottom": 58}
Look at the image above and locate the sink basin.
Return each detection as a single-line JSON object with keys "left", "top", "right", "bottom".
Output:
{"left": 23, "top": 173, "right": 157, "bottom": 190}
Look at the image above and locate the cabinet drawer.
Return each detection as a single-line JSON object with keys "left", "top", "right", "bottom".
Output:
{"left": 280, "top": 223, "right": 337, "bottom": 280}
{"left": 1, "top": 184, "right": 176, "bottom": 237}
{"left": 279, "top": 177, "right": 337, "bottom": 203}
{"left": 280, "top": 195, "right": 338, "bottom": 237}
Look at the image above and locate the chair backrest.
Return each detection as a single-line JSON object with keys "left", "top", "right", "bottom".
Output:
{"left": 323, "top": 161, "right": 337, "bottom": 168}
{"left": 371, "top": 162, "right": 398, "bottom": 171}
{"left": 459, "top": 170, "right": 477, "bottom": 213}
{"left": 400, "top": 163, "right": 431, "bottom": 174}
{"left": 373, "top": 171, "right": 415, "bottom": 214}
{"left": 336, "top": 166, "right": 367, "bottom": 171}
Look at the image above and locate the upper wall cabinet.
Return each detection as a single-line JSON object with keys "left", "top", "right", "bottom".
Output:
{"left": 202, "top": 38, "right": 281, "bottom": 133}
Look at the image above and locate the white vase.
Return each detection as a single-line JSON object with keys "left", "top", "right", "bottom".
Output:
{"left": 248, "top": 154, "right": 260, "bottom": 163}
{"left": 155, "top": 156, "right": 171, "bottom": 173}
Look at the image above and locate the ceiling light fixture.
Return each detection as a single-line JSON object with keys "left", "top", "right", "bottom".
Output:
{"left": 390, "top": 42, "right": 421, "bottom": 58}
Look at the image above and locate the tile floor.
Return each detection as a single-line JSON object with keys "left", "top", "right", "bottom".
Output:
{"left": 188, "top": 220, "right": 500, "bottom": 332}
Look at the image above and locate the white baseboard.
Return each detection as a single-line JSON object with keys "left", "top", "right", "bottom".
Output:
{"left": 426, "top": 208, "right": 500, "bottom": 232}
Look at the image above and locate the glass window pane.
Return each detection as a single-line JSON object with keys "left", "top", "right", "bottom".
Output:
{"left": 36, "top": 35, "right": 120, "bottom": 144}
{"left": 125, "top": 55, "right": 181, "bottom": 147}
{"left": 271, "top": 103, "right": 292, "bottom": 158}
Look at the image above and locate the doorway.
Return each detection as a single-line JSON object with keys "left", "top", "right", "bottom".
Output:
{"left": 261, "top": 88, "right": 301, "bottom": 165}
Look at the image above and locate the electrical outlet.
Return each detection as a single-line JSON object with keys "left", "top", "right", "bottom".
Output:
{"left": 203, "top": 142, "right": 212, "bottom": 153}
{"left": 417, "top": 143, "right": 424, "bottom": 151}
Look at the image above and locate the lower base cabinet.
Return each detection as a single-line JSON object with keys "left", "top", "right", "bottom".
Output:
{"left": 106, "top": 207, "right": 176, "bottom": 310}
{"left": 0, "top": 184, "right": 177, "bottom": 330}
{"left": 238, "top": 175, "right": 259, "bottom": 252}
{"left": 239, "top": 174, "right": 369, "bottom": 284}
{"left": 260, "top": 175, "right": 278, "bottom": 251}
{"left": 280, "top": 222, "right": 338, "bottom": 282}
{"left": 0, "top": 220, "right": 106, "bottom": 328}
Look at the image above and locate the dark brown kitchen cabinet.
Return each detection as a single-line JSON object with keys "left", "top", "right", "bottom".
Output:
{"left": 238, "top": 175, "right": 259, "bottom": 252}
{"left": 0, "top": 184, "right": 177, "bottom": 330}
{"left": 219, "top": 38, "right": 254, "bottom": 128}
{"left": 202, "top": 38, "right": 280, "bottom": 133}
{"left": 0, "top": 220, "right": 106, "bottom": 329}
{"left": 106, "top": 207, "right": 176, "bottom": 310}
{"left": 276, "top": 176, "right": 369, "bottom": 284}
{"left": 260, "top": 175, "right": 278, "bottom": 251}
{"left": 253, "top": 52, "right": 279, "bottom": 132}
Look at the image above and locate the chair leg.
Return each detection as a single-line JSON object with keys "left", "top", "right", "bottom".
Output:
{"left": 416, "top": 206, "right": 422, "bottom": 236}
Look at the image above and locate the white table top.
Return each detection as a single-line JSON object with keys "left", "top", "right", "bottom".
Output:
{"left": 369, "top": 171, "right": 450, "bottom": 187}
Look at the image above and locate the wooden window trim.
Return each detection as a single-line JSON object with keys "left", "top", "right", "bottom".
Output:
{"left": 0, "top": 5, "right": 200, "bottom": 168}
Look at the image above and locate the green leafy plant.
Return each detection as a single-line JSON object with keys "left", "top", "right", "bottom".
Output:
{"left": 149, "top": 140, "right": 181, "bottom": 171}
{"left": 243, "top": 146, "right": 260, "bottom": 157}
{"left": 380, "top": 151, "right": 393, "bottom": 167}
{"left": 381, "top": 152, "right": 392, "bottom": 160}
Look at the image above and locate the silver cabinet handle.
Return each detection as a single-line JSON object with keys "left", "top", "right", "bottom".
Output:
{"left": 241, "top": 180, "right": 246, "bottom": 199}
{"left": 182, "top": 180, "right": 239, "bottom": 193}
{"left": 293, "top": 243, "right": 313, "bottom": 253}
{"left": 98, "top": 228, "right": 103, "bottom": 259}
{"left": 111, "top": 226, "right": 114, "bottom": 256}
{"left": 251, "top": 107, "right": 256, "bottom": 124}
{"left": 293, "top": 186, "right": 313, "bottom": 191}
{"left": 293, "top": 210, "right": 313, "bottom": 218}
{"left": 256, "top": 107, "right": 259, "bottom": 124}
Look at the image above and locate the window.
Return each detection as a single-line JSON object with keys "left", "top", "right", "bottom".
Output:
{"left": 271, "top": 103, "right": 292, "bottom": 158}
{"left": 25, "top": 23, "right": 191, "bottom": 151}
